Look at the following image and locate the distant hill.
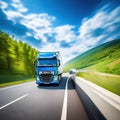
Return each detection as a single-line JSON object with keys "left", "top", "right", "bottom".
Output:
{"left": 63, "top": 39, "right": 120, "bottom": 75}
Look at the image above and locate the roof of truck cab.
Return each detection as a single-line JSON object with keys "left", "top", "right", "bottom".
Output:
{"left": 37, "top": 52, "right": 60, "bottom": 59}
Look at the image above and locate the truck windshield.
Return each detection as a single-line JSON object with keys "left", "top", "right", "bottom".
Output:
{"left": 37, "top": 58, "right": 57, "bottom": 66}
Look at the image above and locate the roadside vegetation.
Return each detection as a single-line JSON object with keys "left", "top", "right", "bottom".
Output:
{"left": 64, "top": 39, "right": 120, "bottom": 95}
{"left": 64, "top": 39, "right": 120, "bottom": 75}
{"left": 77, "top": 71, "right": 120, "bottom": 95}
{"left": 0, "top": 76, "right": 34, "bottom": 87}
{"left": 0, "top": 31, "right": 38, "bottom": 87}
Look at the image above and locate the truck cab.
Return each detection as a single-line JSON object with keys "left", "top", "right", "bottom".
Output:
{"left": 34, "top": 52, "right": 62, "bottom": 85}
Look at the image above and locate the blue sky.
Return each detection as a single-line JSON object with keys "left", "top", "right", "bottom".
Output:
{"left": 0, "top": 0, "right": 120, "bottom": 63}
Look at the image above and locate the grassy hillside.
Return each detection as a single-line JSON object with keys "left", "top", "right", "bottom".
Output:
{"left": 77, "top": 71, "right": 120, "bottom": 95}
{"left": 64, "top": 39, "right": 120, "bottom": 75}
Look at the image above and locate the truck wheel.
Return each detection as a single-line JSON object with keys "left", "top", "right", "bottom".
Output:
{"left": 58, "top": 75, "right": 62, "bottom": 82}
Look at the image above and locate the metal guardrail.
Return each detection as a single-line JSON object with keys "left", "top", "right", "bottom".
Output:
{"left": 75, "top": 77, "right": 120, "bottom": 120}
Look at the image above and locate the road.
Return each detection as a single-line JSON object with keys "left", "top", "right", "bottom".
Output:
{"left": 0, "top": 74, "right": 89, "bottom": 120}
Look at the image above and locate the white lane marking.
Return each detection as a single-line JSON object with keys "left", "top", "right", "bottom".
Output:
{"left": 0, "top": 94, "right": 29, "bottom": 110}
{"left": 61, "top": 75, "right": 71, "bottom": 120}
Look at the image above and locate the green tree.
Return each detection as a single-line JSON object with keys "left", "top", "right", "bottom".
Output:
{"left": 0, "top": 31, "right": 38, "bottom": 76}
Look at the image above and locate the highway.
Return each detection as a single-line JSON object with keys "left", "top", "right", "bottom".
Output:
{"left": 0, "top": 74, "right": 105, "bottom": 120}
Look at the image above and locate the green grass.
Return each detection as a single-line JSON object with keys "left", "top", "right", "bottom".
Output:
{"left": 84, "top": 58, "right": 120, "bottom": 74}
{"left": 77, "top": 71, "right": 120, "bottom": 95}
{"left": 63, "top": 39, "right": 120, "bottom": 94}
{"left": 0, "top": 75, "right": 35, "bottom": 88}
{"left": 63, "top": 39, "right": 120, "bottom": 75}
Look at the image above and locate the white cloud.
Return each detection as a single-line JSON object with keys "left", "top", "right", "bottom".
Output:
{"left": 26, "top": 32, "right": 32, "bottom": 37}
{"left": 58, "top": 5, "right": 120, "bottom": 63}
{"left": 11, "top": 0, "right": 28, "bottom": 13}
{"left": 21, "top": 13, "right": 55, "bottom": 42}
{"left": 0, "top": 0, "right": 80, "bottom": 63}
{"left": 54, "top": 25, "right": 76, "bottom": 42}
{"left": 1, "top": 0, "right": 25, "bottom": 22}
{"left": 1, "top": 0, "right": 56, "bottom": 42}
{"left": 0, "top": 0, "right": 8, "bottom": 9}
{"left": 78, "top": 6, "right": 120, "bottom": 49}
{"left": 22, "top": 13, "right": 55, "bottom": 28}
{"left": 12, "top": 0, "right": 20, "bottom": 3}
{"left": 1, "top": 0, "right": 120, "bottom": 63}
{"left": 3, "top": 10, "right": 23, "bottom": 21}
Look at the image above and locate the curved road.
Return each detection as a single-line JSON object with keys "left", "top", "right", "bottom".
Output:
{"left": 0, "top": 74, "right": 89, "bottom": 120}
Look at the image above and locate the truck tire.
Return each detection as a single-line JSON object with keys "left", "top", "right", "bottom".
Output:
{"left": 58, "top": 75, "right": 62, "bottom": 82}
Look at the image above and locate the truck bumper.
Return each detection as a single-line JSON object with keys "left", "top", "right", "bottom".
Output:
{"left": 36, "top": 75, "right": 60, "bottom": 85}
{"left": 36, "top": 81, "right": 59, "bottom": 85}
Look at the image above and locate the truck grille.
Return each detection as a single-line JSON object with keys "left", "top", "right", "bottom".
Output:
{"left": 41, "top": 74, "right": 52, "bottom": 82}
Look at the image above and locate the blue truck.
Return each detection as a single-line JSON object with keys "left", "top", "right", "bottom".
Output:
{"left": 34, "top": 52, "right": 62, "bottom": 85}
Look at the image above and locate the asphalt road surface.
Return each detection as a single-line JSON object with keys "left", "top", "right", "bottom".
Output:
{"left": 0, "top": 74, "right": 89, "bottom": 120}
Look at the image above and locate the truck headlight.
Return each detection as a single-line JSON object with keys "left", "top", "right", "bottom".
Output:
{"left": 51, "top": 71, "right": 54, "bottom": 75}
{"left": 54, "top": 76, "right": 58, "bottom": 81}
{"left": 36, "top": 77, "right": 39, "bottom": 81}
{"left": 39, "top": 71, "right": 42, "bottom": 75}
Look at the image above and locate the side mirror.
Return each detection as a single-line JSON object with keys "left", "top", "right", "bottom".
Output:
{"left": 57, "top": 60, "right": 60, "bottom": 66}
